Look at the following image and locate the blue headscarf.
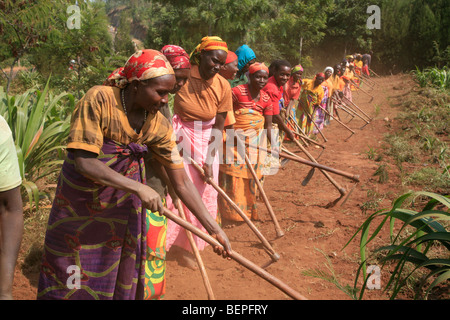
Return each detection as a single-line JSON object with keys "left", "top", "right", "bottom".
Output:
{"left": 235, "top": 44, "right": 256, "bottom": 71}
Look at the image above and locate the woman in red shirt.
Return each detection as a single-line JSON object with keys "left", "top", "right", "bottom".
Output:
{"left": 218, "top": 63, "right": 274, "bottom": 223}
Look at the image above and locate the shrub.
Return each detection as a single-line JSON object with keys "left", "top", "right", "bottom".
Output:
{"left": 0, "top": 78, "right": 74, "bottom": 211}
{"left": 347, "top": 191, "right": 450, "bottom": 300}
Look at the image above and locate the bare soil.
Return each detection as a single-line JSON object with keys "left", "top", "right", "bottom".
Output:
{"left": 12, "top": 74, "right": 426, "bottom": 300}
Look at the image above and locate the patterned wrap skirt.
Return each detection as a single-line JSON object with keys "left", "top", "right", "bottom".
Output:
{"left": 37, "top": 139, "right": 166, "bottom": 300}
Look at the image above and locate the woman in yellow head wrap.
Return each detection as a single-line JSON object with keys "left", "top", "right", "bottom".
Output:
{"left": 166, "top": 36, "right": 233, "bottom": 269}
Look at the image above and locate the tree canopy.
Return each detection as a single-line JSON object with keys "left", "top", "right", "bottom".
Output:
{"left": 1, "top": 0, "right": 449, "bottom": 93}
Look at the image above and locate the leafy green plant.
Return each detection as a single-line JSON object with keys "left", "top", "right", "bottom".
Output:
{"left": 360, "top": 190, "right": 386, "bottom": 215}
{"left": 0, "top": 78, "right": 73, "bottom": 211}
{"left": 347, "top": 191, "right": 450, "bottom": 300}
{"left": 414, "top": 67, "right": 450, "bottom": 90}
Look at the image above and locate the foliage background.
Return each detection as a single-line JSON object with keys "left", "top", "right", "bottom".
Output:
{"left": 1, "top": 0, "right": 449, "bottom": 94}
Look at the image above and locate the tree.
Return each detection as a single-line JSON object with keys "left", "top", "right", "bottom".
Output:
{"left": 317, "top": 0, "right": 382, "bottom": 67}
{"left": 0, "top": 0, "right": 55, "bottom": 93}
{"left": 29, "top": 0, "right": 116, "bottom": 96}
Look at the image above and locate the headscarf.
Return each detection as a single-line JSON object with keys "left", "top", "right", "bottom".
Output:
{"left": 161, "top": 45, "right": 191, "bottom": 69}
{"left": 248, "top": 62, "right": 269, "bottom": 74}
{"left": 292, "top": 65, "right": 304, "bottom": 73}
{"left": 315, "top": 72, "right": 325, "bottom": 79}
{"left": 104, "top": 49, "right": 174, "bottom": 88}
{"left": 235, "top": 44, "right": 256, "bottom": 71}
{"left": 225, "top": 51, "right": 238, "bottom": 64}
{"left": 324, "top": 67, "right": 334, "bottom": 74}
{"left": 103, "top": 67, "right": 124, "bottom": 87}
{"left": 190, "top": 36, "right": 228, "bottom": 65}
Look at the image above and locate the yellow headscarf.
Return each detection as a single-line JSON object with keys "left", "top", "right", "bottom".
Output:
{"left": 190, "top": 36, "right": 228, "bottom": 65}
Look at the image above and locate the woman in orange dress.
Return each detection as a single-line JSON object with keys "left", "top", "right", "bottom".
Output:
{"left": 218, "top": 63, "right": 274, "bottom": 222}
{"left": 164, "top": 36, "right": 233, "bottom": 269}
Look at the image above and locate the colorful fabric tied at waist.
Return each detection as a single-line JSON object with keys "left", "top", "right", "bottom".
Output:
{"left": 220, "top": 108, "right": 266, "bottom": 180}
{"left": 300, "top": 90, "right": 319, "bottom": 113}
{"left": 171, "top": 114, "right": 217, "bottom": 165}
{"left": 165, "top": 114, "right": 219, "bottom": 252}
{"left": 297, "top": 90, "right": 320, "bottom": 136}
{"left": 37, "top": 139, "right": 151, "bottom": 300}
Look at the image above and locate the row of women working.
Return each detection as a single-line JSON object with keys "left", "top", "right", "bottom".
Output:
{"left": 34, "top": 35, "right": 358, "bottom": 300}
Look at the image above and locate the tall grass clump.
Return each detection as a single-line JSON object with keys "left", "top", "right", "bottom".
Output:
{"left": 0, "top": 77, "right": 74, "bottom": 211}
{"left": 414, "top": 67, "right": 450, "bottom": 91}
{"left": 346, "top": 191, "right": 450, "bottom": 300}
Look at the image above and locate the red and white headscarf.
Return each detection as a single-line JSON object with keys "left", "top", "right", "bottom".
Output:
{"left": 161, "top": 45, "right": 191, "bottom": 70}
{"left": 104, "top": 49, "right": 174, "bottom": 88}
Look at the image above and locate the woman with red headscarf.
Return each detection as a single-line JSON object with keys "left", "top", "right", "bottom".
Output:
{"left": 219, "top": 50, "right": 239, "bottom": 81}
{"left": 144, "top": 45, "right": 192, "bottom": 201}
{"left": 219, "top": 50, "right": 239, "bottom": 129}
{"left": 37, "top": 49, "right": 231, "bottom": 300}
{"left": 143, "top": 45, "right": 192, "bottom": 299}
{"left": 164, "top": 36, "right": 233, "bottom": 269}
{"left": 297, "top": 73, "right": 325, "bottom": 137}
{"left": 218, "top": 62, "right": 274, "bottom": 222}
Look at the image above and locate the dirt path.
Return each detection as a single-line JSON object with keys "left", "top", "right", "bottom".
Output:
{"left": 163, "top": 74, "right": 413, "bottom": 301}
{"left": 12, "top": 74, "right": 415, "bottom": 300}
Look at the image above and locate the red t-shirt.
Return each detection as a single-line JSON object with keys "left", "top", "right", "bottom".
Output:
{"left": 261, "top": 76, "right": 282, "bottom": 116}
{"left": 232, "top": 84, "right": 274, "bottom": 116}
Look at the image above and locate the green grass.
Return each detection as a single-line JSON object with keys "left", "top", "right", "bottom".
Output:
{"left": 347, "top": 191, "right": 450, "bottom": 300}
{"left": 382, "top": 76, "right": 449, "bottom": 191}
{"left": 404, "top": 167, "right": 450, "bottom": 193}
{"left": 414, "top": 67, "right": 450, "bottom": 91}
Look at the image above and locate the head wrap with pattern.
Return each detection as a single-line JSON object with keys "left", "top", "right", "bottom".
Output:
{"left": 292, "top": 65, "right": 304, "bottom": 73}
{"left": 189, "top": 36, "right": 228, "bottom": 65}
{"left": 104, "top": 49, "right": 174, "bottom": 88}
{"left": 161, "top": 45, "right": 191, "bottom": 70}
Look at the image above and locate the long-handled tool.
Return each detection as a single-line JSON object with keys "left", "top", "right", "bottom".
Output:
{"left": 333, "top": 101, "right": 356, "bottom": 122}
{"left": 340, "top": 181, "right": 360, "bottom": 207}
{"left": 298, "top": 103, "right": 328, "bottom": 142}
{"left": 287, "top": 118, "right": 309, "bottom": 147}
{"left": 187, "top": 157, "right": 281, "bottom": 263}
{"left": 369, "top": 68, "right": 381, "bottom": 78}
{"left": 355, "top": 74, "right": 375, "bottom": 89}
{"left": 281, "top": 141, "right": 317, "bottom": 185}
{"left": 162, "top": 207, "right": 308, "bottom": 300}
{"left": 305, "top": 106, "right": 328, "bottom": 142}
{"left": 239, "top": 141, "right": 285, "bottom": 239}
{"left": 176, "top": 199, "right": 215, "bottom": 300}
{"left": 281, "top": 146, "right": 324, "bottom": 186}
{"left": 291, "top": 138, "right": 346, "bottom": 197}
{"left": 250, "top": 143, "right": 359, "bottom": 182}
{"left": 288, "top": 115, "right": 326, "bottom": 149}
{"left": 295, "top": 145, "right": 322, "bottom": 186}
{"left": 279, "top": 149, "right": 360, "bottom": 182}
{"left": 342, "top": 96, "right": 373, "bottom": 122}
{"left": 333, "top": 97, "right": 370, "bottom": 125}
{"left": 351, "top": 79, "right": 374, "bottom": 102}
{"left": 359, "top": 73, "right": 376, "bottom": 87}
{"left": 320, "top": 106, "right": 356, "bottom": 141}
